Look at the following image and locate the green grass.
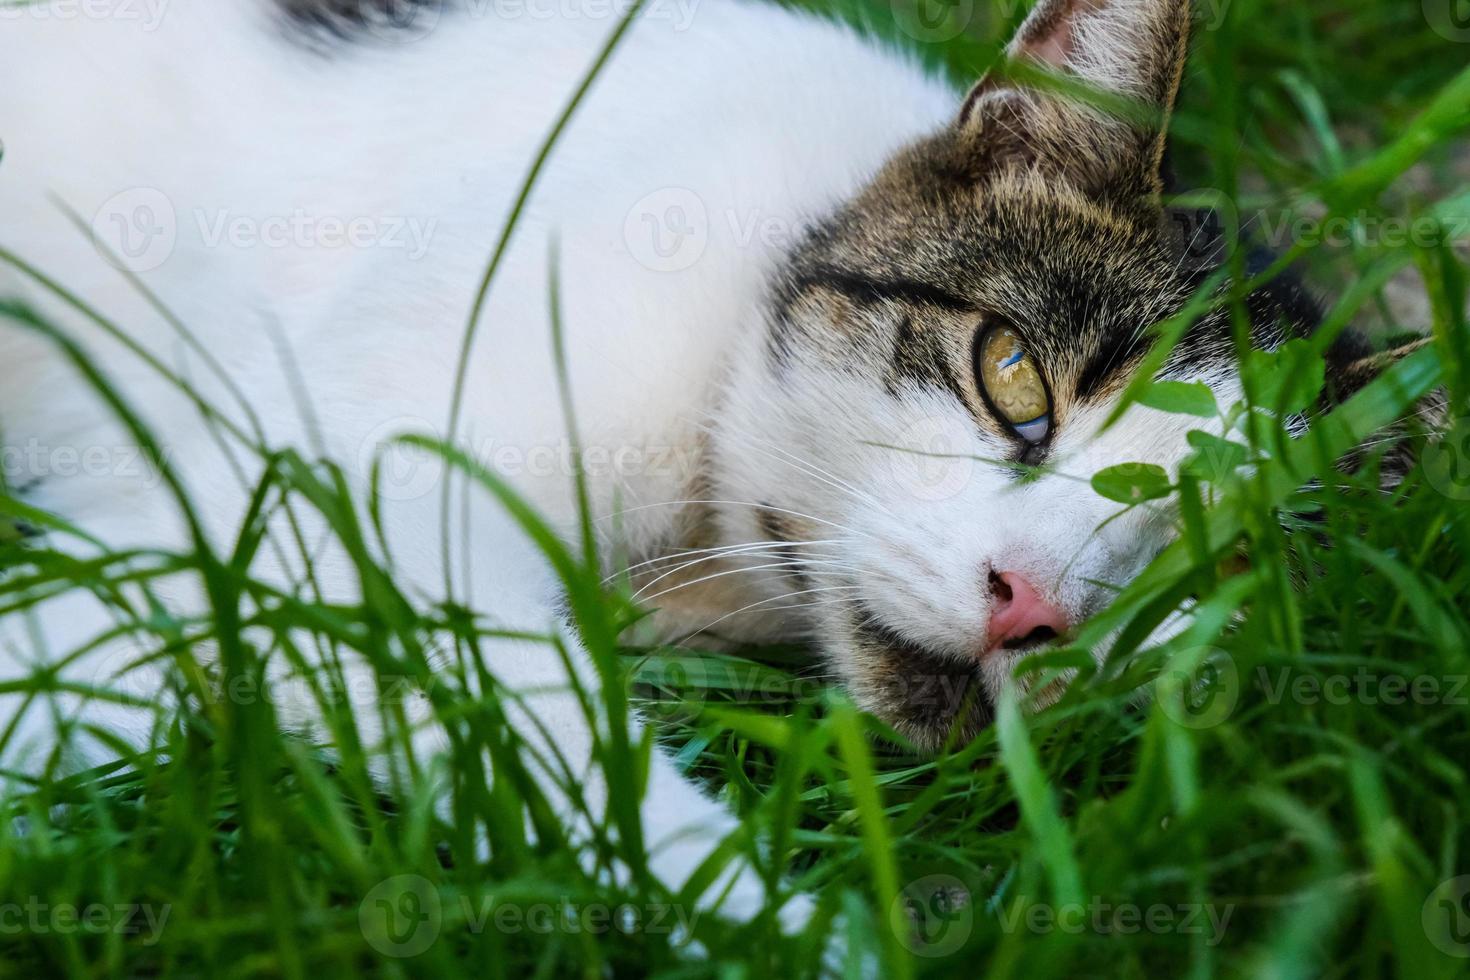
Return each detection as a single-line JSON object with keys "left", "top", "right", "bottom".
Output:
{"left": 1, "top": 0, "right": 1469, "bottom": 977}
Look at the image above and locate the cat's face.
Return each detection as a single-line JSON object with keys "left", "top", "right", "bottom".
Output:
{"left": 709, "top": 0, "right": 1327, "bottom": 747}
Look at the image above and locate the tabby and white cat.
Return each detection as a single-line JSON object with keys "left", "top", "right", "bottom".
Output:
{"left": 0, "top": 0, "right": 1421, "bottom": 925}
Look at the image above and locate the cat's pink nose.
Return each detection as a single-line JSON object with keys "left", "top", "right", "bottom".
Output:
{"left": 986, "top": 571, "right": 1070, "bottom": 653}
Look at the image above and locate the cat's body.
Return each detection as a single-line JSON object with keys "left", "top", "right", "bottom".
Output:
{"left": 0, "top": 0, "right": 958, "bottom": 921}
{"left": 0, "top": 0, "right": 947, "bottom": 604}
{"left": 0, "top": 0, "right": 1420, "bottom": 929}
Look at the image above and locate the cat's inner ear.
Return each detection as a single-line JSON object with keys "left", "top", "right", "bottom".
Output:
{"left": 958, "top": 0, "right": 1192, "bottom": 198}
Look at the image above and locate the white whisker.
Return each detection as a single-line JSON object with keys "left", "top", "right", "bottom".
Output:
{"left": 695, "top": 416, "right": 891, "bottom": 516}
{"left": 679, "top": 585, "right": 863, "bottom": 639}
{"left": 603, "top": 537, "right": 844, "bottom": 586}
{"left": 634, "top": 557, "right": 846, "bottom": 604}
{"left": 600, "top": 499, "right": 872, "bottom": 540}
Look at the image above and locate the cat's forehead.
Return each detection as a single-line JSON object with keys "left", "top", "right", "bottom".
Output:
{"left": 833, "top": 140, "right": 1182, "bottom": 307}
{"left": 768, "top": 142, "right": 1205, "bottom": 418}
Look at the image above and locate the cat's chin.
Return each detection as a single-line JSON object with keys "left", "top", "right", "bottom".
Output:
{"left": 836, "top": 601, "right": 1084, "bottom": 751}
{"left": 838, "top": 604, "right": 991, "bottom": 752}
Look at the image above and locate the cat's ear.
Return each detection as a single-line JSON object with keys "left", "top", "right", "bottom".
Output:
{"left": 957, "top": 0, "right": 1192, "bottom": 198}
{"left": 1324, "top": 336, "right": 1450, "bottom": 489}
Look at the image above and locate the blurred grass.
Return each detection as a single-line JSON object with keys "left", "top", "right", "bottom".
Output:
{"left": 0, "top": 0, "right": 1468, "bottom": 977}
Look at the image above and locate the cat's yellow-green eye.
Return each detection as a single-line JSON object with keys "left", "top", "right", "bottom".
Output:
{"left": 976, "top": 325, "right": 1051, "bottom": 443}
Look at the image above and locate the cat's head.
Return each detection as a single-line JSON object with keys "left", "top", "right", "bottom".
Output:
{"left": 709, "top": 0, "right": 1413, "bottom": 748}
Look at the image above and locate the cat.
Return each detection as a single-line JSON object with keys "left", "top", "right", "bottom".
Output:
{"left": 0, "top": 0, "right": 1431, "bottom": 930}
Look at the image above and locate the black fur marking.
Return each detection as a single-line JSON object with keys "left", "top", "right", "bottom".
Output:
{"left": 853, "top": 608, "right": 936, "bottom": 662}
{"left": 277, "top": 0, "right": 445, "bottom": 42}
{"left": 756, "top": 506, "right": 813, "bottom": 590}
{"left": 794, "top": 267, "right": 974, "bottom": 314}
{"left": 764, "top": 264, "right": 975, "bottom": 374}
{"left": 1075, "top": 330, "right": 1153, "bottom": 401}
{"left": 755, "top": 505, "right": 794, "bottom": 544}
{"left": 852, "top": 604, "right": 990, "bottom": 745}
{"left": 889, "top": 316, "right": 968, "bottom": 404}
{"left": 764, "top": 305, "right": 798, "bottom": 372}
